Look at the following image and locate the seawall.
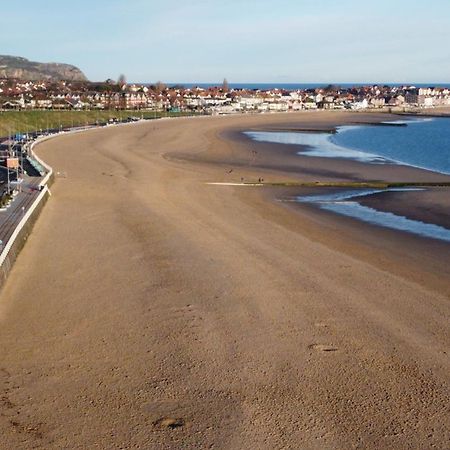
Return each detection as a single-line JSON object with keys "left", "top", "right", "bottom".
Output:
{"left": 0, "top": 135, "right": 54, "bottom": 290}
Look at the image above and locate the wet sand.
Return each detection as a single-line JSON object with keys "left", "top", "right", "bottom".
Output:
{"left": 0, "top": 111, "right": 449, "bottom": 449}
{"left": 358, "top": 187, "right": 450, "bottom": 229}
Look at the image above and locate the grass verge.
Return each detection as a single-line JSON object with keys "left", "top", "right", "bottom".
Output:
{"left": 0, "top": 110, "right": 199, "bottom": 136}
{"left": 250, "top": 181, "right": 450, "bottom": 188}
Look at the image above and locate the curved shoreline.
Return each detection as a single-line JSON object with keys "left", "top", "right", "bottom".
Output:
{"left": 245, "top": 117, "right": 450, "bottom": 176}
{"left": 0, "top": 111, "right": 449, "bottom": 449}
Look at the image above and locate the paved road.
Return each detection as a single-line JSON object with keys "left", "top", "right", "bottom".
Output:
{"left": 0, "top": 175, "right": 42, "bottom": 248}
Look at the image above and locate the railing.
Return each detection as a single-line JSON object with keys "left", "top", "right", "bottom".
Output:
{"left": 0, "top": 134, "right": 54, "bottom": 275}
{"left": 28, "top": 135, "right": 55, "bottom": 189}
{"left": 0, "top": 185, "right": 49, "bottom": 268}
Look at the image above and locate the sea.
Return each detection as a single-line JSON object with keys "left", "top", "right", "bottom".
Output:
{"left": 245, "top": 117, "right": 450, "bottom": 242}
{"left": 246, "top": 117, "right": 450, "bottom": 175}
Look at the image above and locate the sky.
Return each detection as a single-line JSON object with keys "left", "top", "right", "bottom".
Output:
{"left": 1, "top": 0, "right": 450, "bottom": 84}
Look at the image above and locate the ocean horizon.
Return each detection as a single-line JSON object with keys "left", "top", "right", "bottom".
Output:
{"left": 155, "top": 82, "right": 450, "bottom": 90}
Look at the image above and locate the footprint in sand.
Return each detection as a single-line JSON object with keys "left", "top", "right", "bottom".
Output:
{"left": 153, "top": 417, "right": 185, "bottom": 430}
{"left": 314, "top": 322, "right": 329, "bottom": 329}
{"left": 308, "top": 344, "right": 338, "bottom": 352}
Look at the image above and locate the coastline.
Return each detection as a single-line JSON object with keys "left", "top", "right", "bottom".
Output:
{"left": 357, "top": 187, "right": 450, "bottom": 229}
{"left": 228, "top": 113, "right": 450, "bottom": 289}
{"left": 0, "top": 111, "right": 449, "bottom": 449}
{"left": 221, "top": 114, "right": 450, "bottom": 184}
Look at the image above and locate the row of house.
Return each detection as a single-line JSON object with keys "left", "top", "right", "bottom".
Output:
{"left": 1, "top": 78, "right": 450, "bottom": 113}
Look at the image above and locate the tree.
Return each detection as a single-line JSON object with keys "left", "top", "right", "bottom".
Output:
{"left": 222, "top": 78, "right": 229, "bottom": 92}
{"left": 154, "top": 81, "right": 167, "bottom": 93}
{"left": 118, "top": 74, "right": 127, "bottom": 86}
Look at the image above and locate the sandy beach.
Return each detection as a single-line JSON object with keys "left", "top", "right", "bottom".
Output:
{"left": 0, "top": 111, "right": 449, "bottom": 449}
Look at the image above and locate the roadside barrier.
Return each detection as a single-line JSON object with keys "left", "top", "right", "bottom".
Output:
{"left": 28, "top": 134, "right": 55, "bottom": 189}
{"left": 0, "top": 185, "right": 50, "bottom": 278}
{"left": 0, "top": 134, "right": 55, "bottom": 284}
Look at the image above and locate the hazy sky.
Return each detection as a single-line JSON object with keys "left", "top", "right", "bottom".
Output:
{"left": 2, "top": 0, "right": 450, "bottom": 83}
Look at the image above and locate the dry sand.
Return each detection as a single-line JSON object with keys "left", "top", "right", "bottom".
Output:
{"left": 0, "top": 111, "right": 449, "bottom": 449}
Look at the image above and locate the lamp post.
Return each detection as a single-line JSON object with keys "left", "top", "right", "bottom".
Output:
{"left": 7, "top": 165, "right": 10, "bottom": 195}
{"left": 7, "top": 127, "right": 11, "bottom": 195}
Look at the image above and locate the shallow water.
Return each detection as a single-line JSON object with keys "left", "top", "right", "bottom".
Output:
{"left": 245, "top": 129, "right": 386, "bottom": 163}
{"left": 297, "top": 189, "right": 450, "bottom": 243}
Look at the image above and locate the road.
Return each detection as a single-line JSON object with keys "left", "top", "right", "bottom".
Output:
{"left": 0, "top": 175, "right": 42, "bottom": 248}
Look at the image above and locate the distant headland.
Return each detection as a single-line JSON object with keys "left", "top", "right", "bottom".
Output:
{"left": 0, "top": 55, "right": 87, "bottom": 82}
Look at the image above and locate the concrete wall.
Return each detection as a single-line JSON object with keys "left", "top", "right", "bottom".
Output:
{"left": 0, "top": 134, "right": 55, "bottom": 291}
{"left": 0, "top": 186, "right": 50, "bottom": 286}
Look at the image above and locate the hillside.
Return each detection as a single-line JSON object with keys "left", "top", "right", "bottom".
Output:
{"left": 0, "top": 55, "right": 88, "bottom": 81}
